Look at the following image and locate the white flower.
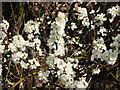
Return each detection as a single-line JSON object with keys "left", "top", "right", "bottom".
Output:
{"left": 110, "top": 34, "right": 120, "bottom": 52}
{"left": 82, "top": 18, "right": 90, "bottom": 26}
{"left": 58, "top": 12, "right": 66, "bottom": 18}
{"left": 28, "top": 58, "right": 40, "bottom": 69}
{"left": 78, "top": 30, "right": 82, "bottom": 34}
{"left": 12, "top": 52, "right": 24, "bottom": 63}
{"left": 75, "top": 77, "right": 89, "bottom": 88}
{"left": 30, "top": 65, "right": 37, "bottom": 69}
{"left": 34, "top": 38, "right": 41, "bottom": 45}
{"left": 108, "top": 50, "right": 118, "bottom": 65}
{"left": 100, "top": 51, "right": 109, "bottom": 61}
{"left": 0, "top": 20, "right": 9, "bottom": 31}
{"left": 54, "top": 44, "right": 65, "bottom": 56}
{"left": 92, "top": 50, "right": 102, "bottom": 59}
{"left": 48, "top": 12, "right": 66, "bottom": 56}
{"left": 97, "top": 27, "right": 107, "bottom": 36}
{"left": 55, "top": 17, "right": 66, "bottom": 27}
{"left": 107, "top": 5, "right": 120, "bottom": 18}
{"left": 92, "top": 68, "right": 100, "bottom": 74}
{"left": 28, "top": 34, "right": 34, "bottom": 40}
{"left": 0, "top": 44, "right": 5, "bottom": 53}
{"left": 95, "top": 13, "right": 107, "bottom": 21}
{"left": 90, "top": 9, "right": 95, "bottom": 14}
{"left": 77, "top": 7, "right": 90, "bottom": 27}
{"left": 24, "top": 20, "right": 40, "bottom": 34}
{"left": 57, "top": 69, "right": 64, "bottom": 76}
{"left": 0, "top": 66, "right": 2, "bottom": 74}
{"left": 104, "top": 50, "right": 118, "bottom": 65}
{"left": 57, "top": 29, "right": 65, "bottom": 36}
{"left": 46, "top": 55, "right": 55, "bottom": 68}
{"left": 8, "top": 43, "right": 17, "bottom": 52}
{"left": 67, "top": 57, "right": 74, "bottom": 62}
{"left": 34, "top": 60, "right": 40, "bottom": 67}
{"left": 93, "top": 37, "right": 106, "bottom": 51}
{"left": 20, "top": 61, "right": 29, "bottom": 69}
{"left": 28, "top": 59, "right": 34, "bottom": 64}
{"left": 94, "top": 13, "right": 107, "bottom": 26}
{"left": 78, "top": 7, "right": 88, "bottom": 20}
{"left": 65, "top": 63, "right": 75, "bottom": 75}
{"left": 0, "top": 64, "right": 2, "bottom": 76}
{"left": 0, "top": 40, "right": 3, "bottom": 44}
{"left": 50, "top": 30, "right": 57, "bottom": 37}
{"left": 71, "top": 22, "right": 77, "bottom": 30}
{"left": 38, "top": 70, "right": 50, "bottom": 83}
{"left": 47, "top": 37, "right": 56, "bottom": 45}
{"left": 12, "top": 35, "right": 27, "bottom": 48}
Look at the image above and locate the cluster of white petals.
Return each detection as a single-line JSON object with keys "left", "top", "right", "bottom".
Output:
{"left": 107, "top": 5, "right": 120, "bottom": 22}
{"left": 97, "top": 27, "right": 107, "bottom": 36}
{"left": 47, "top": 12, "right": 67, "bottom": 56}
{"left": 28, "top": 58, "right": 40, "bottom": 69}
{"left": 0, "top": 3, "right": 119, "bottom": 89}
{"left": 71, "top": 22, "right": 77, "bottom": 30}
{"left": 24, "top": 20, "right": 40, "bottom": 34}
{"left": 9, "top": 35, "right": 28, "bottom": 51}
{"left": 77, "top": 7, "right": 90, "bottom": 27}
{"left": 94, "top": 13, "right": 107, "bottom": 26}
{"left": 0, "top": 20, "right": 9, "bottom": 31}
{"left": 91, "top": 35, "right": 119, "bottom": 65}
{"left": 0, "top": 64, "right": 2, "bottom": 76}
{"left": 3, "top": 20, "right": 43, "bottom": 69}
{"left": 110, "top": 34, "right": 120, "bottom": 51}
{"left": 46, "top": 54, "right": 89, "bottom": 88}
{"left": 0, "top": 20, "right": 9, "bottom": 79}
{"left": 92, "top": 68, "right": 100, "bottom": 74}
{"left": 0, "top": 43, "right": 4, "bottom": 53}
{"left": 38, "top": 70, "right": 50, "bottom": 83}
{"left": 0, "top": 20, "right": 9, "bottom": 39}
{"left": 91, "top": 37, "right": 106, "bottom": 61}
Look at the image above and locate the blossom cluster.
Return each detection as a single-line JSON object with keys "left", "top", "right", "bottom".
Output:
{"left": 3, "top": 20, "right": 42, "bottom": 70}
{"left": 47, "top": 12, "right": 67, "bottom": 56}
{"left": 0, "top": 3, "right": 120, "bottom": 89}
{"left": 45, "top": 55, "right": 89, "bottom": 88}
{"left": 107, "top": 5, "right": 120, "bottom": 22}
{"left": 94, "top": 13, "right": 107, "bottom": 26}
{"left": 77, "top": 7, "right": 90, "bottom": 27}
{"left": 91, "top": 34, "right": 119, "bottom": 65}
{"left": 0, "top": 20, "right": 9, "bottom": 31}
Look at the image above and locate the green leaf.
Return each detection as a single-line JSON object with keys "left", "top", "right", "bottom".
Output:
{"left": 81, "top": 49, "right": 86, "bottom": 54}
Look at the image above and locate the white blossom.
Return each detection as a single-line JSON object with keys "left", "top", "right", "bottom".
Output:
{"left": 0, "top": 64, "right": 2, "bottom": 76}
{"left": 94, "top": 13, "right": 107, "bottom": 26}
{"left": 107, "top": 5, "right": 120, "bottom": 22}
{"left": 71, "top": 22, "right": 77, "bottom": 30}
{"left": 47, "top": 12, "right": 67, "bottom": 56}
{"left": 74, "top": 77, "right": 89, "bottom": 88}
{"left": 12, "top": 52, "right": 24, "bottom": 63}
{"left": 38, "top": 70, "right": 50, "bottom": 83}
{"left": 0, "top": 20, "right": 9, "bottom": 31}
{"left": 0, "top": 44, "right": 5, "bottom": 53}
{"left": 77, "top": 7, "right": 90, "bottom": 27}
{"left": 92, "top": 68, "right": 100, "bottom": 74}
{"left": 20, "top": 61, "right": 29, "bottom": 69}
{"left": 28, "top": 58, "right": 40, "bottom": 69}
{"left": 8, "top": 43, "right": 17, "bottom": 52}
{"left": 97, "top": 27, "right": 107, "bottom": 36}
{"left": 24, "top": 20, "right": 40, "bottom": 34}
{"left": 12, "top": 35, "right": 28, "bottom": 48}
